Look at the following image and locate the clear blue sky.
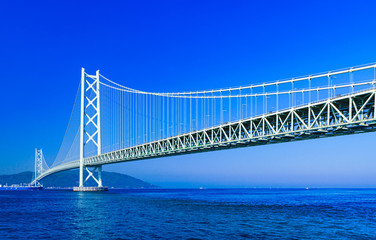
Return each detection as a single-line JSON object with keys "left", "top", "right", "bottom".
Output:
{"left": 1, "top": 0, "right": 376, "bottom": 187}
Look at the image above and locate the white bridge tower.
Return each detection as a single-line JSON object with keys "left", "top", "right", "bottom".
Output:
{"left": 75, "top": 68, "right": 105, "bottom": 191}
{"left": 34, "top": 148, "right": 44, "bottom": 186}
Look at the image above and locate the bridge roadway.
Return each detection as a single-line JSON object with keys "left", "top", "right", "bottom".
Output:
{"left": 36, "top": 88, "right": 376, "bottom": 182}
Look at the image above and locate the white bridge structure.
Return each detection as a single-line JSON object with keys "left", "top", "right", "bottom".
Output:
{"left": 32, "top": 63, "right": 376, "bottom": 189}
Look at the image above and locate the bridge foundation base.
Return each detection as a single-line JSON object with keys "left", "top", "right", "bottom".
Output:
{"left": 73, "top": 186, "right": 108, "bottom": 192}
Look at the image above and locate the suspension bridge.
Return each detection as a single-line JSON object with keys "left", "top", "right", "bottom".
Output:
{"left": 32, "top": 63, "right": 376, "bottom": 191}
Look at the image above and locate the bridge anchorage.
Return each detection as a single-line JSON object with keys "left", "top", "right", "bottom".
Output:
{"left": 32, "top": 63, "right": 376, "bottom": 190}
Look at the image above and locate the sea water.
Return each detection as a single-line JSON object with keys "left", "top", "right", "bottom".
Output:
{"left": 0, "top": 189, "right": 375, "bottom": 239}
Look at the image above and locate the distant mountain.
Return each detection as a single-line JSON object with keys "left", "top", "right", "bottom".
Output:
{"left": 0, "top": 170, "right": 159, "bottom": 189}
{"left": 0, "top": 172, "right": 32, "bottom": 186}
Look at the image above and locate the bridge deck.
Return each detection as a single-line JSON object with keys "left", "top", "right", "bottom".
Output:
{"left": 35, "top": 88, "right": 376, "bottom": 182}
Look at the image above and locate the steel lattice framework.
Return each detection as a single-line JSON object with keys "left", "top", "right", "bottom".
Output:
{"left": 85, "top": 89, "right": 376, "bottom": 164}
{"left": 35, "top": 87, "right": 376, "bottom": 182}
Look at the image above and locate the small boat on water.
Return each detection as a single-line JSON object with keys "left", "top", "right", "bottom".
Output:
{"left": 0, "top": 184, "right": 43, "bottom": 191}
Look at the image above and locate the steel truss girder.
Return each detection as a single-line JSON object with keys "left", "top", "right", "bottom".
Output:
{"left": 84, "top": 88, "right": 376, "bottom": 167}
{"left": 36, "top": 88, "right": 376, "bottom": 181}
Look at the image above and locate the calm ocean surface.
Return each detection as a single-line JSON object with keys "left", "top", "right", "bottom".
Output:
{"left": 0, "top": 188, "right": 375, "bottom": 239}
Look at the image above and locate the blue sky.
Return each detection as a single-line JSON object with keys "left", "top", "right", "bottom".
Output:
{"left": 1, "top": 1, "right": 376, "bottom": 187}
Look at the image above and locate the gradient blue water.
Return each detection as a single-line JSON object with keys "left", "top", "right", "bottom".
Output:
{"left": 0, "top": 189, "right": 375, "bottom": 239}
